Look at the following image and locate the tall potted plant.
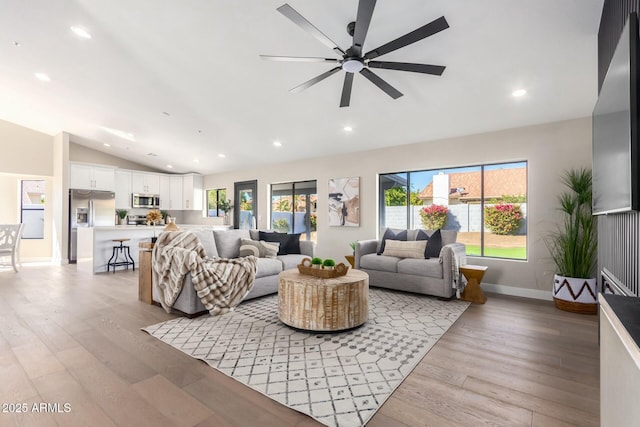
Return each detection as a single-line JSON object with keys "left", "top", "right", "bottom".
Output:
{"left": 546, "top": 168, "right": 598, "bottom": 314}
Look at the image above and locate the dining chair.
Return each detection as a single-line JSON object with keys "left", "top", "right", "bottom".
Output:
{"left": 0, "top": 224, "right": 25, "bottom": 272}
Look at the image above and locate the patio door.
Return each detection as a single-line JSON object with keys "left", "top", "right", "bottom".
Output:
{"left": 234, "top": 180, "right": 257, "bottom": 229}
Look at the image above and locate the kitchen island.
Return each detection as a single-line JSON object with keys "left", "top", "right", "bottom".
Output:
{"left": 77, "top": 225, "right": 232, "bottom": 274}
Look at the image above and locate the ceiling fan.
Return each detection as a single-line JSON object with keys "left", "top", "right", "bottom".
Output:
{"left": 260, "top": 1, "right": 449, "bottom": 107}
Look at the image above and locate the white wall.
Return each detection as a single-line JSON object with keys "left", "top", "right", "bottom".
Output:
{"left": 69, "top": 142, "right": 163, "bottom": 172}
{"left": 0, "top": 119, "right": 56, "bottom": 261}
{"left": 0, "top": 118, "right": 53, "bottom": 176}
{"left": 203, "top": 117, "right": 592, "bottom": 294}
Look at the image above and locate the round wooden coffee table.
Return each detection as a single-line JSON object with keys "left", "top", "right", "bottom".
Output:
{"left": 278, "top": 269, "right": 369, "bottom": 332}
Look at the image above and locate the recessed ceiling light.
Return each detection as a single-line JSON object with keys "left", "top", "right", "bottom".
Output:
{"left": 167, "top": 165, "right": 173, "bottom": 169}
{"left": 218, "top": 154, "right": 226, "bottom": 158}
{"left": 193, "top": 159, "right": 200, "bottom": 163}
{"left": 34, "top": 73, "right": 50, "bottom": 82}
{"left": 13, "top": 41, "right": 20, "bottom": 47}
{"left": 162, "top": 111, "right": 170, "bottom": 116}
{"left": 103, "top": 143, "right": 111, "bottom": 147}
{"left": 70, "top": 26, "right": 92, "bottom": 39}
{"left": 100, "top": 126, "right": 135, "bottom": 141}
{"left": 344, "top": 126, "right": 353, "bottom": 132}
{"left": 147, "top": 153, "right": 158, "bottom": 157}
{"left": 273, "top": 141, "right": 282, "bottom": 147}
{"left": 512, "top": 89, "right": 527, "bottom": 97}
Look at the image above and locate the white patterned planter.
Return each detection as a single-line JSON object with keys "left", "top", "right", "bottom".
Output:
{"left": 552, "top": 274, "right": 597, "bottom": 314}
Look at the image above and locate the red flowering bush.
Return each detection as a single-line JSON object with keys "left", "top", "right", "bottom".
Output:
{"left": 484, "top": 203, "right": 523, "bottom": 235}
{"left": 419, "top": 204, "right": 448, "bottom": 230}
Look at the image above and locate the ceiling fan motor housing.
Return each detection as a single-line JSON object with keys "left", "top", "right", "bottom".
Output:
{"left": 342, "top": 58, "right": 364, "bottom": 73}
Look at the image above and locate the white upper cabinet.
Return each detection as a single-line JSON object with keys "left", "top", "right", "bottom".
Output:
{"left": 131, "top": 172, "right": 160, "bottom": 194}
{"left": 69, "top": 163, "right": 115, "bottom": 191}
{"left": 159, "top": 175, "right": 170, "bottom": 210}
{"left": 160, "top": 175, "right": 183, "bottom": 210}
{"left": 182, "top": 174, "right": 203, "bottom": 211}
{"left": 115, "top": 170, "right": 132, "bottom": 209}
{"left": 169, "top": 175, "right": 184, "bottom": 210}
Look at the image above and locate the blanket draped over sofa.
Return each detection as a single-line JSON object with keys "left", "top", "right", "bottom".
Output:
{"left": 152, "top": 230, "right": 257, "bottom": 316}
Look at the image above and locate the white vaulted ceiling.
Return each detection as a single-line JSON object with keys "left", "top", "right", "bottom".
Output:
{"left": 0, "top": 0, "right": 603, "bottom": 174}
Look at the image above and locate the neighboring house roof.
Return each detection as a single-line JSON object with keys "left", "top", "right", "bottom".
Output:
{"left": 418, "top": 168, "right": 526, "bottom": 202}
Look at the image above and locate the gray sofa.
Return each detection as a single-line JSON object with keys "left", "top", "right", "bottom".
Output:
{"left": 355, "top": 229, "right": 466, "bottom": 299}
{"left": 152, "top": 229, "right": 314, "bottom": 316}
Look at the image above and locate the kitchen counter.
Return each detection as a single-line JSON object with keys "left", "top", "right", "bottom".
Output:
{"left": 76, "top": 224, "right": 232, "bottom": 274}
{"left": 95, "top": 224, "right": 233, "bottom": 231}
{"left": 599, "top": 294, "right": 640, "bottom": 426}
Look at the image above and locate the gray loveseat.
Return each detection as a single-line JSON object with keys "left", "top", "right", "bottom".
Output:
{"left": 152, "top": 229, "right": 314, "bottom": 316}
{"left": 355, "top": 229, "right": 466, "bottom": 299}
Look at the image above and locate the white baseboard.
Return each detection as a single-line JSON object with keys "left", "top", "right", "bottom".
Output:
{"left": 21, "top": 257, "right": 54, "bottom": 263}
{"left": 481, "top": 282, "right": 553, "bottom": 301}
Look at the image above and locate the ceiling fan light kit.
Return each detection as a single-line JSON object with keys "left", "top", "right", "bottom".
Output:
{"left": 261, "top": 1, "right": 449, "bottom": 107}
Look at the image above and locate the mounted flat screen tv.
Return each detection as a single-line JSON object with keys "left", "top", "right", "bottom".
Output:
{"left": 592, "top": 12, "right": 640, "bottom": 215}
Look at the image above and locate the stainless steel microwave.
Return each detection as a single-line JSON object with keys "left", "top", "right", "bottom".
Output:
{"left": 132, "top": 193, "right": 160, "bottom": 209}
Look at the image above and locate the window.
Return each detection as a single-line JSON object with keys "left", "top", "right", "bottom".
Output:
{"left": 206, "top": 188, "right": 227, "bottom": 218}
{"left": 379, "top": 161, "right": 527, "bottom": 260}
{"left": 20, "top": 180, "right": 45, "bottom": 239}
{"left": 270, "top": 180, "right": 317, "bottom": 241}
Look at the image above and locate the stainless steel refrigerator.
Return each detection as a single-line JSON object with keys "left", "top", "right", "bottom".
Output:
{"left": 68, "top": 189, "right": 115, "bottom": 263}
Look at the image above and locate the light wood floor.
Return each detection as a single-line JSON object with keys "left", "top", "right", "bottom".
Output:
{"left": 0, "top": 265, "right": 599, "bottom": 426}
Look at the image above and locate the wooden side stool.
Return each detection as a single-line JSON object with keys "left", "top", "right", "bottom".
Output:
{"left": 460, "top": 264, "right": 488, "bottom": 304}
{"left": 107, "top": 238, "right": 135, "bottom": 273}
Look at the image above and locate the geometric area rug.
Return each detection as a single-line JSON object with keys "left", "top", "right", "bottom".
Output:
{"left": 142, "top": 288, "right": 470, "bottom": 427}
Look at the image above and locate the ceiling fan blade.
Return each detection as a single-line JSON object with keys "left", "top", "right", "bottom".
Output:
{"left": 352, "top": 0, "right": 377, "bottom": 56}
{"left": 277, "top": 4, "right": 345, "bottom": 56}
{"left": 260, "top": 55, "right": 339, "bottom": 63}
{"left": 340, "top": 73, "right": 355, "bottom": 107}
{"left": 360, "top": 68, "right": 403, "bottom": 99}
{"left": 368, "top": 61, "right": 445, "bottom": 75}
{"left": 364, "top": 16, "right": 449, "bottom": 60}
{"left": 290, "top": 67, "right": 342, "bottom": 93}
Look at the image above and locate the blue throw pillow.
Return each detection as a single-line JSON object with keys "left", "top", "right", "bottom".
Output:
{"left": 378, "top": 228, "right": 408, "bottom": 255}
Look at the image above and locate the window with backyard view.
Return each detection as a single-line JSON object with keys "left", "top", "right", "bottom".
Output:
{"left": 206, "top": 188, "right": 227, "bottom": 218}
{"left": 270, "top": 180, "right": 317, "bottom": 242}
{"left": 379, "top": 161, "right": 527, "bottom": 260}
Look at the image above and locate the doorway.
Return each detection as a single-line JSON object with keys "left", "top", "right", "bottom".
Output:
{"left": 234, "top": 180, "right": 257, "bottom": 229}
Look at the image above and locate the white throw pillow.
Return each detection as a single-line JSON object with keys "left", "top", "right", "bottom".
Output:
{"left": 239, "top": 239, "right": 279, "bottom": 258}
{"left": 382, "top": 240, "right": 428, "bottom": 259}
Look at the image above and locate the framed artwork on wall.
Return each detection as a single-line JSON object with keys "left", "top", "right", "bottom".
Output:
{"left": 328, "top": 177, "right": 360, "bottom": 227}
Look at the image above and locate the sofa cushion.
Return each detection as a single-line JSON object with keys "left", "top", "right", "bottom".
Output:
{"left": 397, "top": 258, "right": 443, "bottom": 279}
{"left": 377, "top": 228, "right": 408, "bottom": 255}
{"left": 416, "top": 229, "right": 443, "bottom": 258}
{"left": 194, "top": 230, "right": 218, "bottom": 258}
{"left": 278, "top": 254, "right": 308, "bottom": 271}
{"left": 213, "top": 229, "right": 251, "bottom": 258}
{"left": 382, "top": 240, "right": 428, "bottom": 259}
{"left": 360, "top": 253, "right": 400, "bottom": 273}
{"left": 441, "top": 230, "right": 458, "bottom": 246}
{"left": 259, "top": 231, "right": 301, "bottom": 255}
{"left": 255, "top": 257, "right": 283, "bottom": 279}
{"left": 239, "top": 238, "right": 279, "bottom": 258}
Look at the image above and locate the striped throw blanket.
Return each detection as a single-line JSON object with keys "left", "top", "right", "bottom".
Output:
{"left": 152, "top": 231, "right": 257, "bottom": 316}
{"left": 442, "top": 243, "right": 468, "bottom": 297}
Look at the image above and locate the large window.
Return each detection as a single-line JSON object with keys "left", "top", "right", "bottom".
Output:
{"left": 20, "top": 180, "right": 45, "bottom": 239}
{"left": 206, "top": 188, "right": 227, "bottom": 218}
{"left": 270, "top": 180, "right": 317, "bottom": 241}
{"left": 379, "top": 161, "right": 527, "bottom": 260}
